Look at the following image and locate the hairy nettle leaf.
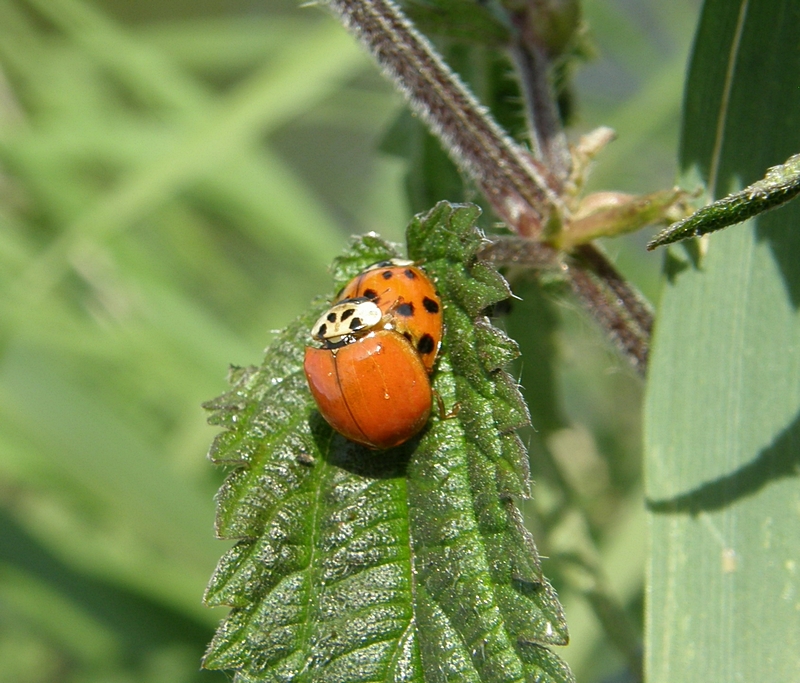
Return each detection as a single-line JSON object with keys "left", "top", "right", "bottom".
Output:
{"left": 202, "top": 202, "right": 572, "bottom": 683}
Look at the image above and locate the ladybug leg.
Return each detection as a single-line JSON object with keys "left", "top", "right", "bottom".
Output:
{"left": 433, "top": 389, "right": 461, "bottom": 421}
{"left": 383, "top": 297, "right": 416, "bottom": 336}
{"left": 385, "top": 295, "right": 407, "bottom": 317}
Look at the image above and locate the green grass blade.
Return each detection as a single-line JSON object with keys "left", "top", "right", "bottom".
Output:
{"left": 644, "top": 1, "right": 800, "bottom": 680}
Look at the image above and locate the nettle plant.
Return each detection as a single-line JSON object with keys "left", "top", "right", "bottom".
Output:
{"left": 202, "top": 1, "right": 800, "bottom": 682}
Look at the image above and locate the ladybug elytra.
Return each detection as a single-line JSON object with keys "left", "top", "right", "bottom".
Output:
{"left": 304, "top": 329, "right": 432, "bottom": 450}
{"left": 334, "top": 259, "right": 443, "bottom": 373}
{"left": 304, "top": 259, "right": 443, "bottom": 449}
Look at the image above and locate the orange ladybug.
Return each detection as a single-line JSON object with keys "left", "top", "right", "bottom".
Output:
{"left": 304, "top": 328, "right": 432, "bottom": 450}
{"left": 310, "top": 297, "right": 383, "bottom": 345}
{"left": 335, "top": 259, "right": 443, "bottom": 373}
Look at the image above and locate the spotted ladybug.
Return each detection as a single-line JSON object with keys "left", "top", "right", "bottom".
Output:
{"left": 311, "top": 297, "right": 383, "bottom": 346}
{"left": 304, "top": 260, "right": 442, "bottom": 449}
{"left": 335, "top": 259, "right": 443, "bottom": 373}
{"left": 304, "top": 329, "right": 432, "bottom": 450}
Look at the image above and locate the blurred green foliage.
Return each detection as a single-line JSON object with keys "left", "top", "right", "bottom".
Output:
{"left": 0, "top": 0, "right": 699, "bottom": 682}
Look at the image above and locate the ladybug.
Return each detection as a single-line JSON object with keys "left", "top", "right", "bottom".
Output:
{"left": 304, "top": 328, "right": 432, "bottom": 450}
{"left": 310, "top": 297, "right": 383, "bottom": 345}
{"left": 335, "top": 259, "right": 443, "bottom": 373}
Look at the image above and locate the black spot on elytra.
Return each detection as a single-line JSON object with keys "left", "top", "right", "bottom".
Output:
{"left": 396, "top": 302, "right": 414, "bottom": 317}
{"left": 417, "top": 334, "right": 435, "bottom": 355}
{"left": 403, "top": 269, "right": 417, "bottom": 279}
{"left": 403, "top": 331, "right": 413, "bottom": 342}
{"left": 364, "top": 289, "right": 378, "bottom": 300}
{"left": 422, "top": 297, "right": 439, "bottom": 314}
{"left": 340, "top": 308, "right": 354, "bottom": 321}
{"left": 381, "top": 270, "right": 393, "bottom": 280}
{"left": 326, "top": 312, "right": 336, "bottom": 322}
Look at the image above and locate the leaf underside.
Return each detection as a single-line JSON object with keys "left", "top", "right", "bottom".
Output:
{"left": 202, "top": 202, "right": 572, "bottom": 683}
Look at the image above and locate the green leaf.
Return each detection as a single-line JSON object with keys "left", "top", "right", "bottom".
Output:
{"left": 644, "top": 1, "right": 800, "bottom": 681}
{"left": 646, "top": 152, "right": 800, "bottom": 249}
{"left": 203, "top": 202, "right": 572, "bottom": 682}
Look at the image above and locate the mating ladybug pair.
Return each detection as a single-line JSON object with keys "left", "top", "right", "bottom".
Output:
{"left": 304, "top": 259, "right": 443, "bottom": 449}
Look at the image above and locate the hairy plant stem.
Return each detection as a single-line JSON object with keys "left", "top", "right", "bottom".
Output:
{"left": 508, "top": 32, "right": 572, "bottom": 183}
{"left": 480, "top": 238, "right": 651, "bottom": 374}
{"left": 323, "top": 0, "right": 651, "bottom": 375}
{"left": 323, "top": 0, "right": 562, "bottom": 237}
